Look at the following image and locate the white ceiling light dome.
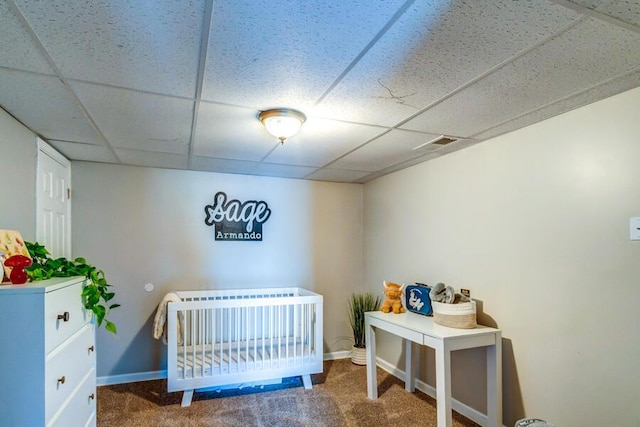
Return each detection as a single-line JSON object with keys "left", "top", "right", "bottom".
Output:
{"left": 259, "top": 108, "right": 306, "bottom": 144}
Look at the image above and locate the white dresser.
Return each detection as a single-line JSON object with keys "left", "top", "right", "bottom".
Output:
{"left": 0, "top": 276, "right": 96, "bottom": 426}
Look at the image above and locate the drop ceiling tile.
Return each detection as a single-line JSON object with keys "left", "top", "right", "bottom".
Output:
{"left": 263, "top": 118, "right": 386, "bottom": 167}
{"left": 315, "top": 0, "right": 580, "bottom": 126}
{"left": 397, "top": 152, "right": 444, "bottom": 168}
{"left": 12, "top": 0, "right": 203, "bottom": 97}
{"left": 600, "top": 0, "right": 640, "bottom": 27}
{"left": 201, "top": 0, "right": 407, "bottom": 108}
{"left": 357, "top": 151, "right": 445, "bottom": 182}
{"left": 0, "top": 1, "right": 54, "bottom": 74}
{"left": 193, "top": 102, "right": 279, "bottom": 161}
{"left": 252, "top": 163, "right": 318, "bottom": 180}
{"left": 401, "top": 17, "right": 640, "bottom": 137}
{"left": 71, "top": 82, "right": 193, "bottom": 155}
{"left": 306, "top": 168, "right": 371, "bottom": 183}
{"left": 47, "top": 140, "right": 119, "bottom": 163}
{"left": 115, "top": 148, "right": 188, "bottom": 170}
{"left": 190, "top": 156, "right": 260, "bottom": 175}
{"left": 564, "top": 0, "right": 610, "bottom": 9}
{"left": 475, "top": 67, "right": 640, "bottom": 140}
{"left": 0, "top": 68, "right": 103, "bottom": 143}
{"left": 330, "top": 129, "right": 444, "bottom": 172}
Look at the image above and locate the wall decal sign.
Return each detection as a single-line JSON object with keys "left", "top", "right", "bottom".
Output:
{"left": 204, "top": 192, "right": 271, "bottom": 241}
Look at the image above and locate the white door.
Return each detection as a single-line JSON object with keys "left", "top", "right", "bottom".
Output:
{"left": 36, "top": 139, "right": 71, "bottom": 258}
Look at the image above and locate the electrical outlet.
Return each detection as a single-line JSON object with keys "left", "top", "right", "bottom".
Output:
{"left": 631, "top": 217, "right": 640, "bottom": 241}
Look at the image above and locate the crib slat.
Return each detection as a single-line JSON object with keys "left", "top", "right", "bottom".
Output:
{"left": 269, "top": 305, "right": 273, "bottom": 368}
{"left": 227, "top": 307, "right": 231, "bottom": 373}
{"left": 254, "top": 305, "right": 258, "bottom": 369}
{"left": 200, "top": 309, "right": 204, "bottom": 377}
{"left": 277, "top": 305, "right": 282, "bottom": 367}
{"left": 285, "top": 304, "right": 290, "bottom": 363}
{"left": 191, "top": 310, "right": 196, "bottom": 378}
{"left": 307, "top": 304, "right": 311, "bottom": 361}
{"left": 237, "top": 307, "right": 240, "bottom": 371}
{"left": 301, "top": 304, "right": 305, "bottom": 364}
{"left": 218, "top": 308, "right": 223, "bottom": 375}
{"left": 294, "top": 304, "right": 298, "bottom": 365}
{"left": 181, "top": 310, "right": 186, "bottom": 380}
{"left": 260, "top": 307, "right": 268, "bottom": 369}
{"left": 300, "top": 304, "right": 311, "bottom": 362}
{"left": 304, "top": 304, "right": 308, "bottom": 363}
{"left": 309, "top": 304, "right": 313, "bottom": 363}
{"left": 235, "top": 307, "right": 240, "bottom": 372}
{"left": 209, "top": 308, "right": 216, "bottom": 376}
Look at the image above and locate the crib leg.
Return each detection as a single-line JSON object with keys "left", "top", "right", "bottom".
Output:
{"left": 181, "top": 389, "right": 194, "bottom": 407}
{"left": 301, "top": 374, "right": 312, "bottom": 390}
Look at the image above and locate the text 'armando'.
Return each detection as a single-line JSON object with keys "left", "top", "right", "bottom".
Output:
{"left": 204, "top": 191, "right": 271, "bottom": 241}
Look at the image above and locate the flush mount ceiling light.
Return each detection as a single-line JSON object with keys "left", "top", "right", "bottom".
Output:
{"left": 259, "top": 108, "right": 306, "bottom": 144}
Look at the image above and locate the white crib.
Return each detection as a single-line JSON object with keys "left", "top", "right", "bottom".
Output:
{"left": 166, "top": 287, "right": 323, "bottom": 406}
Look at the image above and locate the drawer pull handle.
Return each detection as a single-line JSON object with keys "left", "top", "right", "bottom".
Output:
{"left": 57, "top": 376, "right": 66, "bottom": 385}
{"left": 57, "top": 312, "right": 70, "bottom": 322}
{"left": 88, "top": 345, "right": 95, "bottom": 352}
{"left": 89, "top": 393, "right": 95, "bottom": 400}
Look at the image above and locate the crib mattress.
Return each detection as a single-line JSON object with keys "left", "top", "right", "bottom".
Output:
{"left": 176, "top": 341, "right": 316, "bottom": 380}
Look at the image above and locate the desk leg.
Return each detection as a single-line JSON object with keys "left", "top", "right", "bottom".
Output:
{"left": 405, "top": 339, "right": 417, "bottom": 392}
{"left": 435, "top": 345, "right": 452, "bottom": 427}
{"left": 366, "top": 319, "right": 377, "bottom": 399}
{"left": 486, "top": 333, "right": 502, "bottom": 427}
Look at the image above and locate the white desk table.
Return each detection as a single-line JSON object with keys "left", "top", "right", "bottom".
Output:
{"left": 365, "top": 311, "right": 502, "bottom": 427}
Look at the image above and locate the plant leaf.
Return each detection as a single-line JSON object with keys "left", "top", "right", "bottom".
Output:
{"left": 105, "top": 321, "right": 117, "bottom": 334}
{"left": 25, "top": 241, "right": 119, "bottom": 335}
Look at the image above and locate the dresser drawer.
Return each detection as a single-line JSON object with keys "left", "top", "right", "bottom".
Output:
{"left": 46, "top": 323, "right": 96, "bottom": 423}
{"left": 49, "top": 368, "right": 96, "bottom": 427}
{"left": 45, "top": 279, "right": 91, "bottom": 353}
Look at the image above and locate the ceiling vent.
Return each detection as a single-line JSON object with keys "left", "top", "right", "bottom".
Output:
{"left": 431, "top": 136, "right": 457, "bottom": 145}
{"left": 412, "top": 135, "right": 457, "bottom": 151}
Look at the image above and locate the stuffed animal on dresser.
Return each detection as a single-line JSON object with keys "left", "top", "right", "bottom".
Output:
{"left": 381, "top": 281, "right": 405, "bottom": 314}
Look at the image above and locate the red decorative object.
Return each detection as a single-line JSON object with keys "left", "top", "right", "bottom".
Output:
{"left": 4, "top": 255, "right": 32, "bottom": 285}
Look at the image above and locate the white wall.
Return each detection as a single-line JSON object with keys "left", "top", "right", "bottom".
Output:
{"left": 0, "top": 108, "right": 36, "bottom": 238}
{"left": 71, "top": 162, "right": 363, "bottom": 377}
{"left": 363, "top": 87, "right": 640, "bottom": 426}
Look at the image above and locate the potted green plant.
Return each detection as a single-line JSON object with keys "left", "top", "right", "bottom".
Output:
{"left": 348, "top": 292, "right": 381, "bottom": 365}
{"left": 25, "top": 242, "right": 120, "bottom": 334}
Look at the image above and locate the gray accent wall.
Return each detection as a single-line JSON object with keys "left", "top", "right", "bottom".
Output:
{"left": 71, "top": 163, "right": 363, "bottom": 378}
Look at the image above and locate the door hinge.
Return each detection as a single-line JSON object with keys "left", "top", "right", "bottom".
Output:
{"left": 67, "top": 188, "right": 71, "bottom": 199}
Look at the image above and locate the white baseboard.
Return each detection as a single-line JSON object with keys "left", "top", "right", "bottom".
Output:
{"left": 97, "top": 370, "right": 167, "bottom": 386}
{"left": 324, "top": 350, "right": 351, "bottom": 360}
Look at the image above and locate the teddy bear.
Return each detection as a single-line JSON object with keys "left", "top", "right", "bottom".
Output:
{"left": 381, "top": 281, "right": 405, "bottom": 314}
